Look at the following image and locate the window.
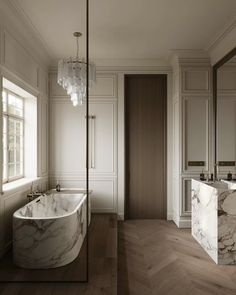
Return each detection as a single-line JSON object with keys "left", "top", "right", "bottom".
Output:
{"left": 2, "top": 89, "right": 24, "bottom": 183}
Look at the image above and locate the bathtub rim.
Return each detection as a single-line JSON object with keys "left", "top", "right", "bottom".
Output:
{"left": 47, "top": 187, "right": 93, "bottom": 194}
{"left": 13, "top": 193, "right": 87, "bottom": 220}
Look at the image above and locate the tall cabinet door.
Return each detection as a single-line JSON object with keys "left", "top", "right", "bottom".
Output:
{"left": 50, "top": 103, "right": 86, "bottom": 174}
{"left": 183, "top": 96, "right": 210, "bottom": 173}
{"left": 89, "top": 102, "right": 116, "bottom": 175}
{"left": 50, "top": 73, "right": 118, "bottom": 214}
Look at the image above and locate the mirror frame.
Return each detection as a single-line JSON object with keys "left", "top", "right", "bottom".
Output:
{"left": 213, "top": 47, "right": 236, "bottom": 179}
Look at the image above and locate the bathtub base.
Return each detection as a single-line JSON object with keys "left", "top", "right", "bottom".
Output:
{"left": 13, "top": 194, "right": 88, "bottom": 269}
{"left": 14, "top": 234, "right": 85, "bottom": 269}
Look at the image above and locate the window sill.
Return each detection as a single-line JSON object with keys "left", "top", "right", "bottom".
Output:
{"left": 2, "top": 177, "right": 40, "bottom": 196}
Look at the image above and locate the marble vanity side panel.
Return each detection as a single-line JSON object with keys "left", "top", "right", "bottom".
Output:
{"left": 13, "top": 198, "right": 87, "bottom": 269}
{"left": 191, "top": 180, "right": 218, "bottom": 263}
{"left": 218, "top": 190, "right": 236, "bottom": 264}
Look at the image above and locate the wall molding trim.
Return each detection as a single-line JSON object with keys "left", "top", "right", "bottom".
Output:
{"left": 0, "top": 65, "right": 39, "bottom": 98}
{"left": 205, "top": 17, "right": 236, "bottom": 52}
{"left": 169, "top": 49, "right": 211, "bottom": 66}
{"left": 178, "top": 218, "right": 191, "bottom": 229}
{"left": 0, "top": 0, "right": 51, "bottom": 67}
{"left": 173, "top": 214, "right": 191, "bottom": 229}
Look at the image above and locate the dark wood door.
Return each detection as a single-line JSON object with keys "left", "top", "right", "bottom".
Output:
{"left": 125, "top": 75, "right": 167, "bottom": 219}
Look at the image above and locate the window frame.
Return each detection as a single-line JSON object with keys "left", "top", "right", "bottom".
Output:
{"left": 2, "top": 88, "right": 25, "bottom": 184}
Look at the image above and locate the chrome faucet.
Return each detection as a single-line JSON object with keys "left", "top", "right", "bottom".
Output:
{"left": 27, "top": 182, "right": 43, "bottom": 202}
{"left": 27, "top": 191, "right": 43, "bottom": 202}
{"left": 56, "top": 180, "right": 61, "bottom": 192}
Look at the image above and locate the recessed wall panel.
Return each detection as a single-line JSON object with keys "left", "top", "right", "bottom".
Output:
{"left": 183, "top": 97, "right": 209, "bottom": 172}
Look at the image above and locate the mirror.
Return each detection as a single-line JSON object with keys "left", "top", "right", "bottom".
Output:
{"left": 214, "top": 47, "right": 236, "bottom": 180}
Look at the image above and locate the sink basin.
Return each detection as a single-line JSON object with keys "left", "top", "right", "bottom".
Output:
{"left": 206, "top": 181, "right": 228, "bottom": 190}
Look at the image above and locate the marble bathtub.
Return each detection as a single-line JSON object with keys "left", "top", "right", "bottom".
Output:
{"left": 192, "top": 179, "right": 236, "bottom": 264}
{"left": 13, "top": 190, "right": 89, "bottom": 269}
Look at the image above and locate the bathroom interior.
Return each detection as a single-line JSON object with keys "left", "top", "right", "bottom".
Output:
{"left": 0, "top": 0, "right": 236, "bottom": 294}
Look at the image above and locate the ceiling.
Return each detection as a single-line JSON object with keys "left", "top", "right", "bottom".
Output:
{"left": 15, "top": 0, "right": 236, "bottom": 63}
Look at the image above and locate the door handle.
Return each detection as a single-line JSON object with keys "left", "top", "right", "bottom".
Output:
{"left": 85, "top": 115, "right": 96, "bottom": 169}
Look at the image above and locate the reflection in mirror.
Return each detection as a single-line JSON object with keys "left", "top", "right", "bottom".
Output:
{"left": 216, "top": 51, "right": 236, "bottom": 181}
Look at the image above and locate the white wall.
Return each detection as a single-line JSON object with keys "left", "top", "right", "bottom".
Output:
{"left": 0, "top": 0, "right": 50, "bottom": 256}
{"left": 49, "top": 60, "right": 173, "bottom": 220}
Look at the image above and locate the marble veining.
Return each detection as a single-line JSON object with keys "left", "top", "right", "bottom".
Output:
{"left": 17, "top": 193, "right": 84, "bottom": 218}
{"left": 192, "top": 180, "right": 218, "bottom": 263}
{"left": 218, "top": 189, "right": 236, "bottom": 264}
{"left": 192, "top": 179, "right": 236, "bottom": 264}
{"left": 13, "top": 192, "right": 89, "bottom": 269}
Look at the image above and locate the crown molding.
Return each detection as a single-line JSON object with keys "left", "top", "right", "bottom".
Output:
{"left": 169, "top": 49, "right": 210, "bottom": 59}
{"left": 1, "top": 0, "right": 53, "bottom": 67}
{"left": 205, "top": 16, "right": 236, "bottom": 52}
{"left": 169, "top": 49, "right": 211, "bottom": 66}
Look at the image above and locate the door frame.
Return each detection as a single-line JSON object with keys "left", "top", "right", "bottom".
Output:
{"left": 124, "top": 74, "right": 167, "bottom": 219}
{"left": 117, "top": 69, "right": 173, "bottom": 221}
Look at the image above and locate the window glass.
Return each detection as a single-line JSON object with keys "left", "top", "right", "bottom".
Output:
{"left": 8, "top": 93, "right": 23, "bottom": 117}
{"left": 2, "top": 89, "right": 24, "bottom": 183}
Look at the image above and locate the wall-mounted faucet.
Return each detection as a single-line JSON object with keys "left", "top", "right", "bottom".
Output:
{"left": 27, "top": 181, "right": 43, "bottom": 202}
{"left": 27, "top": 191, "right": 43, "bottom": 202}
{"left": 56, "top": 180, "right": 61, "bottom": 192}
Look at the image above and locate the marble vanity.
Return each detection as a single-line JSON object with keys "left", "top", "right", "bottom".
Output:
{"left": 192, "top": 179, "right": 236, "bottom": 264}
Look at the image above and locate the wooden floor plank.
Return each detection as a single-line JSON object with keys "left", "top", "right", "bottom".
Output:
{"left": 118, "top": 220, "right": 236, "bottom": 295}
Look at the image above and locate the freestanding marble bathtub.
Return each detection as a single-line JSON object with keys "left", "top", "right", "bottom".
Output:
{"left": 13, "top": 190, "right": 90, "bottom": 269}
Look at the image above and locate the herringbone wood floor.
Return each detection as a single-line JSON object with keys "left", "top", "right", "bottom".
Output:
{"left": 118, "top": 220, "right": 236, "bottom": 295}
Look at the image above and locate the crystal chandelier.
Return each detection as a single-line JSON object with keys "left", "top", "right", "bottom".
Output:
{"left": 57, "top": 32, "right": 96, "bottom": 106}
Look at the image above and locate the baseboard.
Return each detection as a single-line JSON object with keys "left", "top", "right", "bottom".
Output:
{"left": 118, "top": 213, "right": 173, "bottom": 221}
{"left": 167, "top": 212, "right": 173, "bottom": 221}
{"left": 118, "top": 213, "right": 124, "bottom": 220}
{"left": 178, "top": 218, "right": 191, "bottom": 228}
{"left": 91, "top": 209, "right": 116, "bottom": 213}
{"left": 172, "top": 212, "right": 179, "bottom": 227}
{"left": 172, "top": 213, "right": 191, "bottom": 228}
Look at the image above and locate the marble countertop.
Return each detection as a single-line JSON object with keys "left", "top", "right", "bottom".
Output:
{"left": 193, "top": 179, "right": 236, "bottom": 191}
